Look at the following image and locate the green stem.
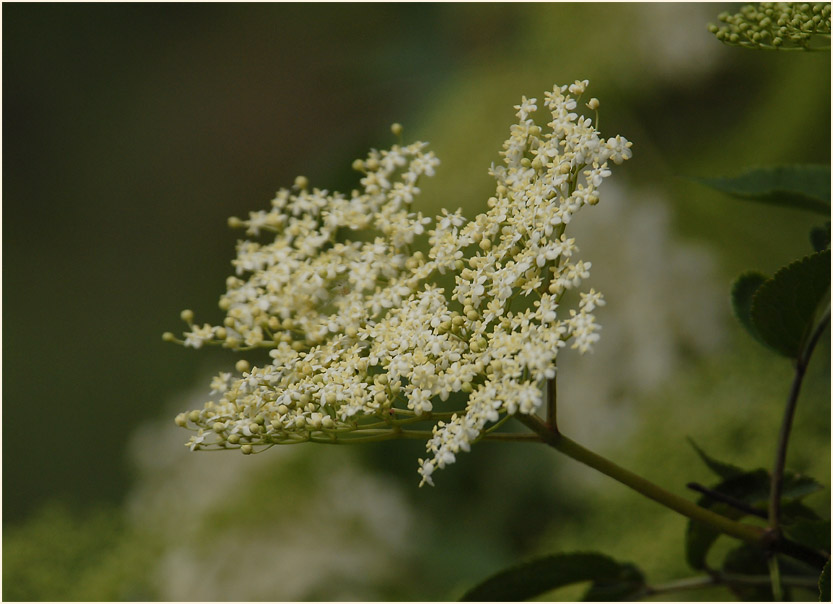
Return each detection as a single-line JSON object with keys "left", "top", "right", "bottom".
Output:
{"left": 515, "top": 414, "right": 765, "bottom": 545}
{"left": 769, "top": 311, "right": 830, "bottom": 532}
{"left": 546, "top": 376, "right": 557, "bottom": 431}
{"left": 768, "top": 554, "right": 783, "bottom": 601}
{"left": 644, "top": 572, "right": 819, "bottom": 597}
{"left": 309, "top": 428, "right": 541, "bottom": 445}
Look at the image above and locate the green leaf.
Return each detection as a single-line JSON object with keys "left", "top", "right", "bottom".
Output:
{"left": 731, "top": 272, "right": 769, "bottom": 345}
{"left": 698, "top": 165, "right": 831, "bottom": 215}
{"left": 685, "top": 470, "right": 823, "bottom": 571}
{"left": 820, "top": 561, "right": 830, "bottom": 602}
{"left": 582, "top": 563, "right": 645, "bottom": 601}
{"left": 459, "top": 552, "right": 645, "bottom": 602}
{"left": 750, "top": 249, "right": 831, "bottom": 358}
{"left": 722, "top": 543, "right": 774, "bottom": 601}
{"left": 687, "top": 438, "right": 746, "bottom": 479}
{"left": 810, "top": 222, "right": 831, "bottom": 252}
{"left": 686, "top": 501, "right": 747, "bottom": 570}
{"left": 784, "top": 519, "right": 831, "bottom": 553}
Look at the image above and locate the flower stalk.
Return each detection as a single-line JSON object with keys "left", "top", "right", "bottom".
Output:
{"left": 514, "top": 413, "right": 766, "bottom": 545}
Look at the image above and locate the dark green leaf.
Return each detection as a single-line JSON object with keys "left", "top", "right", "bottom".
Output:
{"left": 687, "top": 438, "right": 746, "bottom": 479}
{"left": 781, "top": 501, "right": 823, "bottom": 525}
{"left": 784, "top": 520, "right": 831, "bottom": 553}
{"left": 781, "top": 474, "right": 825, "bottom": 502}
{"left": 686, "top": 501, "right": 747, "bottom": 570}
{"left": 698, "top": 165, "right": 831, "bottom": 215}
{"left": 685, "top": 470, "right": 823, "bottom": 571}
{"left": 722, "top": 543, "right": 774, "bottom": 601}
{"left": 731, "top": 272, "right": 769, "bottom": 345}
{"left": 810, "top": 222, "right": 831, "bottom": 252}
{"left": 459, "top": 552, "right": 645, "bottom": 602}
{"left": 582, "top": 563, "right": 645, "bottom": 601}
{"left": 750, "top": 250, "right": 831, "bottom": 358}
{"left": 820, "top": 561, "right": 830, "bottom": 602}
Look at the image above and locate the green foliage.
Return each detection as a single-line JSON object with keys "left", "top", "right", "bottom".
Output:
{"left": 731, "top": 250, "right": 830, "bottom": 358}
{"left": 459, "top": 552, "right": 645, "bottom": 602}
{"left": 687, "top": 437, "right": 745, "bottom": 479}
{"left": 750, "top": 249, "right": 831, "bottom": 358}
{"left": 2, "top": 503, "right": 157, "bottom": 601}
{"left": 684, "top": 442, "right": 824, "bottom": 572}
{"left": 731, "top": 272, "right": 770, "bottom": 347}
{"left": 820, "top": 561, "right": 830, "bottom": 601}
{"left": 698, "top": 165, "right": 830, "bottom": 215}
{"left": 784, "top": 519, "right": 831, "bottom": 552}
{"left": 810, "top": 222, "right": 831, "bottom": 252}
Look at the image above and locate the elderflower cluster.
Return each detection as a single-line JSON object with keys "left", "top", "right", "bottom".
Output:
{"left": 167, "top": 81, "right": 632, "bottom": 486}
{"left": 708, "top": 2, "right": 831, "bottom": 50}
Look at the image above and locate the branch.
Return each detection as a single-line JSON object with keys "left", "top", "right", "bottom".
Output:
{"left": 514, "top": 413, "right": 765, "bottom": 545}
{"left": 686, "top": 482, "right": 767, "bottom": 518}
{"left": 770, "top": 311, "right": 830, "bottom": 532}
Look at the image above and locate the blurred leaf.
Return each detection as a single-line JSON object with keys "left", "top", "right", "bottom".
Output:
{"left": 820, "top": 561, "right": 830, "bottom": 602}
{"left": 582, "top": 562, "right": 645, "bottom": 601}
{"left": 783, "top": 520, "right": 831, "bottom": 553}
{"left": 685, "top": 470, "right": 823, "bottom": 570}
{"left": 810, "top": 222, "right": 831, "bottom": 252}
{"left": 687, "top": 437, "right": 746, "bottom": 479}
{"left": 722, "top": 543, "right": 773, "bottom": 601}
{"left": 698, "top": 165, "right": 831, "bottom": 215}
{"left": 731, "top": 272, "right": 769, "bottom": 345}
{"left": 459, "top": 552, "right": 644, "bottom": 602}
{"left": 750, "top": 250, "right": 831, "bottom": 358}
{"left": 686, "top": 501, "right": 746, "bottom": 570}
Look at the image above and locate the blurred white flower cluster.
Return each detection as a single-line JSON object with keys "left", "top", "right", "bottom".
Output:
{"left": 168, "top": 81, "right": 632, "bottom": 485}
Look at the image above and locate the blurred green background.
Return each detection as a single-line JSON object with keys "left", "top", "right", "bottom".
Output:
{"left": 3, "top": 3, "right": 830, "bottom": 600}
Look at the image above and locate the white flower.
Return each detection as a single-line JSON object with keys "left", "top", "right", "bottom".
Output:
{"left": 172, "top": 81, "right": 631, "bottom": 486}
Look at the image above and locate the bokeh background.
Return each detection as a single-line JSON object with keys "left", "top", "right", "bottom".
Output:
{"left": 3, "top": 3, "right": 830, "bottom": 600}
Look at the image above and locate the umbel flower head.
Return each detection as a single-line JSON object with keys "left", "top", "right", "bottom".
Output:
{"left": 165, "top": 81, "right": 632, "bottom": 486}
{"left": 708, "top": 2, "right": 831, "bottom": 50}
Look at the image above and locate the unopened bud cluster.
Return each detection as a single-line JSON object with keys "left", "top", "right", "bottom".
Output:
{"left": 708, "top": 2, "right": 831, "bottom": 50}
{"left": 169, "top": 81, "right": 632, "bottom": 486}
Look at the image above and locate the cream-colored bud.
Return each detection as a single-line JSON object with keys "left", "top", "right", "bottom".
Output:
{"left": 322, "top": 416, "right": 335, "bottom": 429}
{"left": 241, "top": 444, "right": 253, "bottom": 455}
{"left": 390, "top": 122, "right": 403, "bottom": 136}
{"left": 294, "top": 175, "right": 309, "bottom": 190}
{"left": 345, "top": 326, "right": 358, "bottom": 338}
{"left": 365, "top": 158, "right": 380, "bottom": 171}
{"left": 227, "top": 216, "right": 244, "bottom": 228}
{"left": 180, "top": 309, "right": 194, "bottom": 323}
{"left": 215, "top": 327, "right": 227, "bottom": 340}
{"left": 586, "top": 97, "right": 599, "bottom": 110}
{"left": 175, "top": 413, "right": 188, "bottom": 427}
{"left": 479, "top": 238, "right": 492, "bottom": 251}
{"left": 228, "top": 433, "right": 241, "bottom": 444}
{"left": 188, "top": 410, "right": 201, "bottom": 423}
{"left": 162, "top": 332, "right": 176, "bottom": 343}
{"left": 235, "top": 359, "right": 250, "bottom": 373}
{"left": 352, "top": 159, "right": 365, "bottom": 172}
{"left": 212, "top": 422, "right": 225, "bottom": 433}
